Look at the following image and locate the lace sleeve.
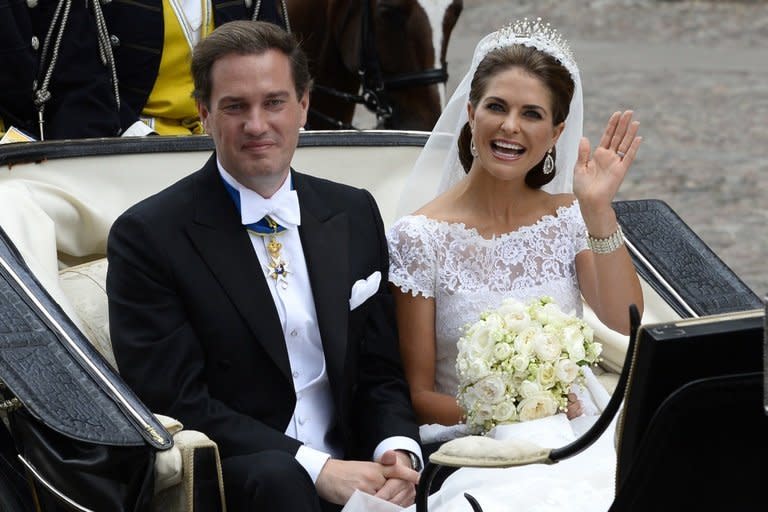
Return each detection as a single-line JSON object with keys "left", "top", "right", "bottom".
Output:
{"left": 565, "top": 201, "right": 589, "bottom": 253}
{"left": 386, "top": 216, "right": 436, "bottom": 298}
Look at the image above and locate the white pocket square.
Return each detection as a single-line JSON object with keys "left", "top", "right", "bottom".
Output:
{"left": 349, "top": 271, "right": 381, "bottom": 311}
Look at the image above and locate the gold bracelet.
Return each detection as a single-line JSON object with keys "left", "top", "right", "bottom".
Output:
{"left": 587, "top": 225, "right": 625, "bottom": 254}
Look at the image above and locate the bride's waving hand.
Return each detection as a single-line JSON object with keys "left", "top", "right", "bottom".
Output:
{"left": 574, "top": 110, "right": 644, "bottom": 335}
{"left": 574, "top": 110, "right": 642, "bottom": 210}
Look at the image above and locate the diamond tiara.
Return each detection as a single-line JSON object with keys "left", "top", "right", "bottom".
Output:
{"left": 474, "top": 17, "right": 577, "bottom": 75}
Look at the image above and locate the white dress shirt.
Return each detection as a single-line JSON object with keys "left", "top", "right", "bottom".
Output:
{"left": 217, "top": 163, "right": 422, "bottom": 481}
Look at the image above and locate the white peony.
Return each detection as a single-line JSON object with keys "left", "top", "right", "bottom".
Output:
{"left": 463, "top": 357, "right": 492, "bottom": 382}
{"left": 586, "top": 340, "right": 602, "bottom": 363}
{"left": 472, "top": 401, "right": 495, "bottom": 424}
{"left": 496, "top": 298, "right": 531, "bottom": 333}
{"left": 474, "top": 374, "right": 507, "bottom": 404}
{"left": 513, "top": 326, "right": 540, "bottom": 356}
{"left": 517, "top": 392, "right": 560, "bottom": 421}
{"left": 561, "top": 325, "right": 587, "bottom": 361}
{"left": 532, "top": 330, "right": 562, "bottom": 362}
{"left": 536, "top": 362, "right": 557, "bottom": 389}
{"left": 518, "top": 379, "right": 542, "bottom": 398}
{"left": 460, "top": 384, "right": 479, "bottom": 411}
{"left": 554, "top": 358, "right": 580, "bottom": 384}
{"left": 465, "top": 322, "right": 496, "bottom": 357}
{"left": 493, "top": 342, "right": 514, "bottom": 361}
{"left": 510, "top": 353, "right": 530, "bottom": 373}
{"left": 532, "top": 299, "right": 570, "bottom": 325}
{"left": 492, "top": 400, "right": 518, "bottom": 423}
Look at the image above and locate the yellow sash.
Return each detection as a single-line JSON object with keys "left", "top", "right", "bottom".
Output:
{"left": 141, "top": 0, "right": 213, "bottom": 135}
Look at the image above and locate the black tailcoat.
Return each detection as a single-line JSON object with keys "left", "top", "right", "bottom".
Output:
{"left": 107, "top": 155, "right": 419, "bottom": 461}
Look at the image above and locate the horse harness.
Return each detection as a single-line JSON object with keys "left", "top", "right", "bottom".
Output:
{"left": 251, "top": 0, "right": 291, "bottom": 32}
{"left": 309, "top": 1, "right": 450, "bottom": 129}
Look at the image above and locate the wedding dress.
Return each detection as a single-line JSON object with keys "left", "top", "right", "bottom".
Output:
{"left": 340, "top": 202, "right": 618, "bottom": 512}
{"left": 388, "top": 202, "right": 589, "bottom": 410}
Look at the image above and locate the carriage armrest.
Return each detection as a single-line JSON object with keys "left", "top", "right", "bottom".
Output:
{"left": 57, "top": 260, "right": 226, "bottom": 512}
{"left": 429, "top": 436, "right": 553, "bottom": 468}
{"left": 152, "top": 416, "right": 226, "bottom": 512}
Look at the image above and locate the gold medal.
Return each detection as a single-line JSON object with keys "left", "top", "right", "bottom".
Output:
{"left": 266, "top": 235, "right": 289, "bottom": 288}
{"left": 250, "top": 216, "right": 290, "bottom": 289}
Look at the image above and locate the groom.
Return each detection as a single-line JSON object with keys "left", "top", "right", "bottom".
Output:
{"left": 106, "top": 20, "right": 422, "bottom": 511}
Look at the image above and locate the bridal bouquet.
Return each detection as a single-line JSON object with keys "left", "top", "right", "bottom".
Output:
{"left": 456, "top": 296, "right": 602, "bottom": 435}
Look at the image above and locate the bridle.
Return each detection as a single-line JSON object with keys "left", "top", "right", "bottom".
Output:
{"left": 310, "top": 0, "right": 449, "bottom": 129}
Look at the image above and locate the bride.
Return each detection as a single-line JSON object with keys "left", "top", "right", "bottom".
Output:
{"left": 344, "top": 17, "right": 644, "bottom": 512}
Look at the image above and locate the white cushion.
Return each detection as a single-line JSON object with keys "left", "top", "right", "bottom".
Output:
{"left": 58, "top": 258, "right": 116, "bottom": 369}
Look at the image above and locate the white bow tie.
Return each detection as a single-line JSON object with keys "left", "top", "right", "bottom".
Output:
{"left": 240, "top": 188, "right": 301, "bottom": 229}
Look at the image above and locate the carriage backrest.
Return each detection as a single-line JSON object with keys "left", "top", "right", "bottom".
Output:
{"left": 0, "top": 133, "right": 427, "bottom": 370}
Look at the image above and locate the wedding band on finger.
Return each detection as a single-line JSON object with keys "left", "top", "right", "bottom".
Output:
{"left": 616, "top": 150, "right": 626, "bottom": 158}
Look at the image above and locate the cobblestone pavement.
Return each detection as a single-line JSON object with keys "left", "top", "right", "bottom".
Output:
{"left": 361, "top": 0, "right": 768, "bottom": 299}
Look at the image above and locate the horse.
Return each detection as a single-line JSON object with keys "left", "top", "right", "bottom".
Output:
{"left": 283, "top": 0, "right": 463, "bottom": 130}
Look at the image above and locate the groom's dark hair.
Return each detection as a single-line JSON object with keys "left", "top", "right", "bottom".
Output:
{"left": 191, "top": 20, "right": 313, "bottom": 108}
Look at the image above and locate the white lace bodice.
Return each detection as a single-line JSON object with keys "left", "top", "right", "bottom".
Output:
{"left": 388, "top": 201, "right": 589, "bottom": 396}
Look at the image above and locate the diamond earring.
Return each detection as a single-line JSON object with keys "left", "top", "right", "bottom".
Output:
{"left": 471, "top": 140, "right": 479, "bottom": 158}
{"left": 543, "top": 149, "right": 554, "bottom": 174}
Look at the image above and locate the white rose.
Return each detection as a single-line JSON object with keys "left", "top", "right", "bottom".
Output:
{"left": 510, "top": 353, "right": 530, "bottom": 373}
{"left": 554, "top": 358, "right": 580, "bottom": 384}
{"left": 586, "top": 341, "right": 603, "bottom": 363}
{"left": 471, "top": 401, "right": 495, "bottom": 428}
{"left": 517, "top": 392, "right": 559, "bottom": 422}
{"left": 465, "top": 357, "right": 492, "bottom": 382}
{"left": 536, "top": 362, "right": 557, "bottom": 388}
{"left": 532, "top": 331, "right": 562, "bottom": 362}
{"left": 496, "top": 299, "right": 531, "bottom": 333}
{"left": 514, "top": 326, "right": 540, "bottom": 356}
{"left": 456, "top": 354, "right": 471, "bottom": 377}
{"left": 484, "top": 312, "right": 505, "bottom": 337}
{"left": 561, "top": 324, "right": 584, "bottom": 348}
{"left": 519, "top": 379, "right": 542, "bottom": 398}
{"left": 492, "top": 400, "right": 518, "bottom": 423}
{"left": 530, "top": 299, "right": 564, "bottom": 324}
{"left": 466, "top": 322, "right": 496, "bottom": 356}
{"left": 582, "top": 324, "right": 595, "bottom": 343}
{"left": 493, "top": 342, "right": 514, "bottom": 361}
{"left": 459, "top": 384, "right": 479, "bottom": 411}
{"left": 561, "top": 325, "right": 587, "bottom": 361}
{"left": 475, "top": 374, "right": 507, "bottom": 404}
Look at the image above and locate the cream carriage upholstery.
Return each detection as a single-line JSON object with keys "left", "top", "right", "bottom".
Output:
{"left": 0, "top": 133, "right": 678, "bottom": 510}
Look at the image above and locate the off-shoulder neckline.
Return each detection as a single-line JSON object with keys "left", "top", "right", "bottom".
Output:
{"left": 398, "top": 200, "right": 579, "bottom": 242}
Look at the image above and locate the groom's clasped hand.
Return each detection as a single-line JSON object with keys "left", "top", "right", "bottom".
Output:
{"left": 316, "top": 450, "right": 419, "bottom": 506}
